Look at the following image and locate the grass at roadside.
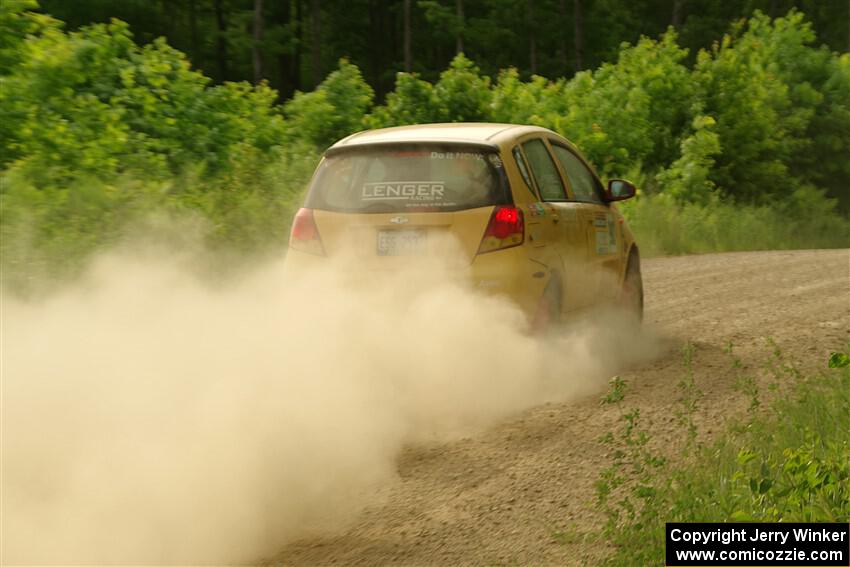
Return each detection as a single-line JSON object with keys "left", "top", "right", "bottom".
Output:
{"left": 595, "top": 343, "right": 850, "bottom": 565}
{"left": 619, "top": 193, "right": 850, "bottom": 257}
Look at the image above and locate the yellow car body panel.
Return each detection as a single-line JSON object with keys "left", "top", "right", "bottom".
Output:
{"left": 285, "top": 123, "right": 640, "bottom": 322}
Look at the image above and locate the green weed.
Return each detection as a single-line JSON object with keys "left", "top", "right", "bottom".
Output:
{"left": 595, "top": 344, "right": 850, "bottom": 565}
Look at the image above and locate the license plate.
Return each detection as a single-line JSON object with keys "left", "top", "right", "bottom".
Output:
{"left": 377, "top": 229, "right": 426, "bottom": 256}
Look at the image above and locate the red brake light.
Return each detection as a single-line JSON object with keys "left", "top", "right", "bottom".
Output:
{"left": 289, "top": 208, "right": 325, "bottom": 256}
{"left": 478, "top": 206, "right": 524, "bottom": 254}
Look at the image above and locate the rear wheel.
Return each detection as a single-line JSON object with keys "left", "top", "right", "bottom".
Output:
{"left": 532, "top": 276, "right": 562, "bottom": 333}
{"left": 622, "top": 252, "right": 644, "bottom": 321}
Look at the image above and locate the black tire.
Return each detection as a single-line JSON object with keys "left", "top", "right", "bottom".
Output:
{"left": 545, "top": 277, "right": 562, "bottom": 326}
{"left": 532, "top": 276, "right": 562, "bottom": 333}
{"left": 623, "top": 251, "right": 644, "bottom": 321}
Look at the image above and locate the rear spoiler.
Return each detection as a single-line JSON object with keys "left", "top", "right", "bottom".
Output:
{"left": 324, "top": 140, "right": 500, "bottom": 157}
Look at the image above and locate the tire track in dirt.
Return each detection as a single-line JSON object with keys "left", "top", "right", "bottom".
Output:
{"left": 271, "top": 249, "right": 849, "bottom": 566}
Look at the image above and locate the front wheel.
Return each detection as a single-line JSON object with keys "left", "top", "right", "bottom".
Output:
{"left": 621, "top": 252, "right": 644, "bottom": 322}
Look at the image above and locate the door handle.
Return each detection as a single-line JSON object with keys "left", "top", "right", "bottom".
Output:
{"left": 551, "top": 214, "right": 559, "bottom": 223}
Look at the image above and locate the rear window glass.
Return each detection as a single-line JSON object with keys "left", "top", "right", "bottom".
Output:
{"left": 305, "top": 144, "right": 511, "bottom": 213}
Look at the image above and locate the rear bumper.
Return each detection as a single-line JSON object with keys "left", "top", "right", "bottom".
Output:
{"left": 283, "top": 245, "right": 549, "bottom": 318}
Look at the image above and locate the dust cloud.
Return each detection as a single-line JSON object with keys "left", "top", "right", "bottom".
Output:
{"left": 1, "top": 243, "right": 658, "bottom": 564}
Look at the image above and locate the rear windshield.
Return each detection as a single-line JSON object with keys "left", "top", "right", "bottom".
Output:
{"left": 305, "top": 144, "right": 511, "bottom": 213}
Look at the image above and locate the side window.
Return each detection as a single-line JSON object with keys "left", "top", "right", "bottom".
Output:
{"left": 522, "top": 139, "right": 566, "bottom": 201}
{"left": 551, "top": 145, "right": 603, "bottom": 204}
{"left": 512, "top": 146, "right": 535, "bottom": 194}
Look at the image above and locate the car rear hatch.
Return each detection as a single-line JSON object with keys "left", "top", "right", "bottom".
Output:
{"left": 293, "top": 143, "right": 520, "bottom": 266}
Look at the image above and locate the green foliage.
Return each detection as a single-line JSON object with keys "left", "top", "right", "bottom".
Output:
{"left": 283, "top": 59, "right": 374, "bottom": 148}
{"left": 366, "top": 54, "right": 493, "bottom": 127}
{"left": 0, "top": 0, "right": 58, "bottom": 71}
{"left": 599, "top": 346, "right": 850, "bottom": 565}
{"left": 596, "top": 373, "right": 667, "bottom": 537}
{"left": 0, "top": 4, "right": 312, "bottom": 289}
{"left": 0, "top": 17, "right": 286, "bottom": 181}
{"left": 432, "top": 54, "right": 493, "bottom": 122}
{"left": 675, "top": 342, "right": 702, "bottom": 446}
{"left": 654, "top": 114, "right": 721, "bottom": 204}
{"left": 778, "top": 39, "right": 850, "bottom": 213}
{"left": 34, "top": 0, "right": 850, "bottom": 104}
{"left": 1, "top": 2, "right": 848, "bottom": 289}
{"left": 828, "top": 348, "right": 850, "bottom": 369}
{"left": 0, "top": 140, "right": 318, "bottom": 290}
{"left": 619, "top": 191, "right": 850, "bottom": 257}
{"left": 690, "top": 11, "right": 850, "bottom": 204}
{"left": 490, "top": 69, "right": 567, "bottom": 127}
{"left": 366, "top": 72, "right": 441, "bottom": 128}
{"left": 557, "top": 32, "right": 694, "bottom": 178}
{"left": 417, "top": 0, "right": 463, "bottom": 46}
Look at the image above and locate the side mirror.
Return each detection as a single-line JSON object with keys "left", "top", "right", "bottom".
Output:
{"left": 606, "top": 179, "right": 637, "bottom": 201}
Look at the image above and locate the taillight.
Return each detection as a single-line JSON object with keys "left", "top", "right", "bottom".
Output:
{"left": 477, "top": 205, "right": 524, "bottom": 254}
{"left": 289, "top": 208, "right": 325, "bottom": 256}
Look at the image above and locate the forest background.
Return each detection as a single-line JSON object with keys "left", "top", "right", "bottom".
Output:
{"left": 2, "top": 0, "right": 849, "bottom": 289}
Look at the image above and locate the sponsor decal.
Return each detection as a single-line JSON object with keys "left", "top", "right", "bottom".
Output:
{"left": 607, "top": 213, "right": 618, "bottom": 254}
{"left": 595, "top": 231, "right": 610, "bottom": 255}
{"left": 362, "top": 181, "right": 446, "bottom": 202}
{"left": 430, "top": 151, "right": 484, "bottom": 160}
{"left": 594, "top": 214, "right": 618, "bottom": 255}
{"left": 528, "top": 203, "right": 546, "bottom": 217}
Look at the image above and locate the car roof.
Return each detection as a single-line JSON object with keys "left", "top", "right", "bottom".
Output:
{"left": 330, "top": 123, "right": 558, "bottom": 151}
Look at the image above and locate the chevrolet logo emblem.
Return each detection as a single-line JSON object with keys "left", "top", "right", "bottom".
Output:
{"left": 389, "top": 216, "right": 409, "bottom": 224}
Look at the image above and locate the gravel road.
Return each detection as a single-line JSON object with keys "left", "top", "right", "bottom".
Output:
{"left": 271, "top": 249, "right": 850, "bottom": 566}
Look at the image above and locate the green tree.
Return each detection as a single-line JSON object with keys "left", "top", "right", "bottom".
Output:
{"left": 366, "top": 72, "right": 441, "bottom": 128}
{"left": 557, "top": 31, "right": 694, "bottom": 177}
{"left": 432, "top": 53, "right": 492, "bottom": 121}
{"left": 655, "top": 114, "right": 721, "bottom": 204}
{"left": 283, "top": 59, "right": 374, "bottom": 148}
{"left": 693, "top": 11, "right": 828, "bottom": 202}
{"left": 490, "top": 68, "right": 568, "bottom": 126}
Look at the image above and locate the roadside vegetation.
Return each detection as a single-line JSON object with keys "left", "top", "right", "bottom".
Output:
{"left": 1, "top": 2, "right": 849, "bottom": 291}
{"left": 595, "top": 344, "right": 850, "bottom": 564}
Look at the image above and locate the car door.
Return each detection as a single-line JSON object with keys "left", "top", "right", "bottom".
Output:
{"left": 517, "top": 137, "right": 593, "bottom": 311}
{"left": 509, "top": 145, "right": 549, "bottom": 252}
{"left": 549, "top": 143, "right": 623, "bottom": 303}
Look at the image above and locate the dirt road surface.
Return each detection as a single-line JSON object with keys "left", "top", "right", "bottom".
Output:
{"left": 271, "top": 249, "right": 849, "bottom": 566}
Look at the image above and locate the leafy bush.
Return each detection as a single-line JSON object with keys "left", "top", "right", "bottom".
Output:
{"left": 283, "top": 59, "right": 374, "bottom": 148}
{"left": 692, "top": 11, "right": 850, "bottom": 206}
{"left": 1, "top": 2, "right": 848, "bottom": 290}
{"left": 598, "top": 346, "right": 850, "bottom": 565}
{"left": 490, "top": 69, "right": 567, "bottom": 127}
{"left": 432, "top": 54, "right": 493, "bottom": 122}
{"left": 653, "top": 115, "right": 721, "bottom": 204}
{"left": 0, "top": 17, "right": 286, "bottom": 181}
{"left": 557, "top": 32, "right": 695, "bottom": 178}
{"left": 368, "top": 54, "right": 494, "bottom": 127}
{"left": 366, "top": 72, "right": 441, "bottom": 128}
{"left": 0, "top": 6, "right": 310, "bottom": 289}
{"left": 0, "top": 141, "right": 318, "bottom": 290}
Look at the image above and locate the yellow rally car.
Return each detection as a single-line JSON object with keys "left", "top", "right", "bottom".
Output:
{"left": 285, "top": 123, "right": 643, "bottom": 328}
